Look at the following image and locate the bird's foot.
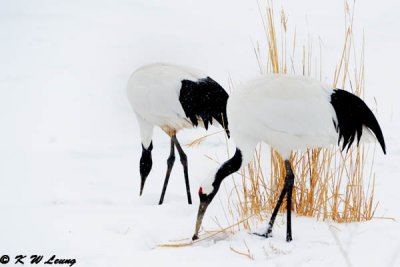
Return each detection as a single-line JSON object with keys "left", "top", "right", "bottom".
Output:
{"left": 286, "top": 233, "right": 293, "bottom": 242}
{"left": 252, "top": 231, "right": 272, "bottom": 238}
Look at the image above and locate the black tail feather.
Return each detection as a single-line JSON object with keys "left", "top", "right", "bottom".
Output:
{"left": 330, "top": 89, "right": 386, "bottom": 154}
{"left": 179, "top": 77, "right": 230, "bottom": 137}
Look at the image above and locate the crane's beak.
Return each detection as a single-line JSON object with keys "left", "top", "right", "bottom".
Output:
{"left": 192, "top": 200, "right": 209, "bottom": 241}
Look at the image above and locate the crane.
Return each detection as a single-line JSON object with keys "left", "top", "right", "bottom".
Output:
{"left": 127, "top": 63, "right": 229, "bottom": 205}
{"left": 192, "top": 74, "right": 385, "bottom": 241}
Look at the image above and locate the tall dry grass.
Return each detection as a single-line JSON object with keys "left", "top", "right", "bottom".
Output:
{"left": 231, "top": 1, "right": 378, "bottom": 229}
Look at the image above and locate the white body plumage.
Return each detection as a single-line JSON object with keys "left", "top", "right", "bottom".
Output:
{"left": 228, "top": 74, "right": 374, "bottom": 164}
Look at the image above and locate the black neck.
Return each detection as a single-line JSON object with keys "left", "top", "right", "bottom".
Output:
{"left": 212, "top": 148, "right": 243, "bottom": 191}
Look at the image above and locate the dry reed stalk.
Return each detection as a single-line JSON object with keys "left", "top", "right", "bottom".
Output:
{"left": 185, "top": 130, "right": 225, "bottom": 148}
{"left": 158, "top": 214, "right": 258, "bottom": 248}
{"left": 230, "top": 240, "right": 254, "bottom": 260}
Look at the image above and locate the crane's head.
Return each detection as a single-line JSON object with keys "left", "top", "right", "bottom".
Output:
{"left": 192, "top": 166, "right": 220, "bottom": 240}
{"left": 192, "top": 181, "right": 218, "bottom": 241}
{"left": 192, "top": 149, "right": 243, "bottom": 241}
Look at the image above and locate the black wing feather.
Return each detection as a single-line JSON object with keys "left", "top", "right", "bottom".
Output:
{"left": 179, "top": 77, "right": 230, "bottom": 137}
{"left": 330, "top": 89, "right": 386, "bottom": 154}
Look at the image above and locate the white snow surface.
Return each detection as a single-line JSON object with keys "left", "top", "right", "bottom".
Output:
{"left": 1, "top": 0, "right": 400, "bottom": 266}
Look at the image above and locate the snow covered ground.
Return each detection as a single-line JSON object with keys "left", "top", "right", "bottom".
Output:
{"left": 1, "top": 0, "right": 400, "bottom": 266}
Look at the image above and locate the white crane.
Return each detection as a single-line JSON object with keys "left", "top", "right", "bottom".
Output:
{"left": 127, "top": 63, "right": 230, "bottom": 205}
{"left": 192, "top": 74, "right": 386, "bottom": 241}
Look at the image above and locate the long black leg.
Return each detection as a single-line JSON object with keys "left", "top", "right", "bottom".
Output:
{"left": 257, "top": 159, "right": 294, "bottom": 241}
{"left": 284, "top": 160, "right": 294, "bottom": 242}
{"left": 262, "top": 180, "right": 288, "bottom": 238}
{"left": 158, "top": 139, "right": 175, "bottom": 205}
{"left": 172, "top": 135, "right": 192, "bottom": 205}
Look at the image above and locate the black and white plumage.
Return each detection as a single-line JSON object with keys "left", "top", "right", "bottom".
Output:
{"left": 127, "top": 63, "right": 229, "bottom": 205}
{"left": 192, "top": 74, "right": 386, "bottom": 241}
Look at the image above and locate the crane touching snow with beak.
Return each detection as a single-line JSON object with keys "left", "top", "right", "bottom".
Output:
{"left": 127, "top": 63, "right": 229, "bottom": 205}
{"left": 192, "top": 74, "right": 386, "bottom": 241}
